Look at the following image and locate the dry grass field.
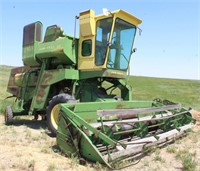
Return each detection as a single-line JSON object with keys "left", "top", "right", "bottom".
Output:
{"left": 0, "top": 65, "right": 200, "bottom": 171}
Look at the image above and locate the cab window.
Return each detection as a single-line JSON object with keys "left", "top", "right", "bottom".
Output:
{"left": 82, "top": 40, "right": 92, "bottom": 56}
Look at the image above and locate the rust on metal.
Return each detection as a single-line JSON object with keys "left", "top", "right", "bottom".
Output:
{"left": 103, "top": 70, "right": 126, "bottom": 78}
{"left": 7, "top": 66, "right": 31, "bottom": 96}
{"left": 97, "top": 104, "right": 181, "bottom": 117}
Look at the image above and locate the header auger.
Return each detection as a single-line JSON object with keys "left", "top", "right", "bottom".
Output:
{"left": 5, "top": 9, "right": 194, "bottom": 169}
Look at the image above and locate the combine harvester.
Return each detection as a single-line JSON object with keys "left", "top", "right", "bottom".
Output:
{"left": 5, "top": 9, "right": 195, "bottom": 169}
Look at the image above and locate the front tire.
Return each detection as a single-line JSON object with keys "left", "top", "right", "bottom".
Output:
{"left": 46, "top": 93, "right": 76, "bottom": 137}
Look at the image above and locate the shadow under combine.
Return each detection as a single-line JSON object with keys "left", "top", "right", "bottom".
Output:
{"left": 10, "top": 118, "right": 47, "bottom": 130}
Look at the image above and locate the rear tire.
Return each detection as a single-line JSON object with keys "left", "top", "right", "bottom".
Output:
{"left": 46, "top": 93, "right": 76, "bottom": 137}
{"left": 5, "top": 106, "right": 13, "bottom": 125}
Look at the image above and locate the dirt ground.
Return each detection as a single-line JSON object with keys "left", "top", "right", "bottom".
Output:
{"left": 0, "top": 110, "right": 200, "bottom": 171}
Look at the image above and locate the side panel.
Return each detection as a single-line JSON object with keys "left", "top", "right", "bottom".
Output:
{"left": 78, "top": 10, "right": 97, "bottom": 70}
{"left": 29, "top": 68, "right": 79, "bottom": 112}
{"left": 35, "top": 36, "right": 78, "bottom": 66}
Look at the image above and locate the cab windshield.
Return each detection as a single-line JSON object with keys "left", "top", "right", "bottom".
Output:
{"left": 95, "top": 18, "right": 113, "bottom": 66}
{"left": 107, "top": 18, "right": 136, "bottom": 70}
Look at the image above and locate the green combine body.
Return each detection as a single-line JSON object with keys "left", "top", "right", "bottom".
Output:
{"left": 5, "top": 9, "right": 194, "bottom": 169}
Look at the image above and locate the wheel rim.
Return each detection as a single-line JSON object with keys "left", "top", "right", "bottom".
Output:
{"left": 51, "top": 104, "right": 60, "bottom": 130}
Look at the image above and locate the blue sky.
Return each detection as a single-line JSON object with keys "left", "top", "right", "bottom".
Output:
{"left": 0, "top": 0, "right": 199, "bottom": 80}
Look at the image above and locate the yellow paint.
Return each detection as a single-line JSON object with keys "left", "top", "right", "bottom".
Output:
{"left": 51, "top": 104, "right": 60, "bottom": 130}
{"left": 79, "top": 10, "right": 95, "bottom": 37}
{"left": 78, "top": 9, "right": 142, "bottom": 71}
